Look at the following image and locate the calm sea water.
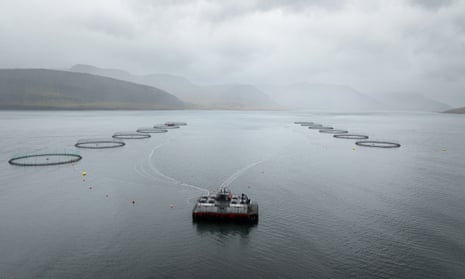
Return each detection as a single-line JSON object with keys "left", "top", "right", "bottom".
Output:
{"left": 0, "top": 110, "right": 464, "bottom": 278}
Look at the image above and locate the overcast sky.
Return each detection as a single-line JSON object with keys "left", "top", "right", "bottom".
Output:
{"left": 1, "top": 0, "right": 464, "bottom": 105}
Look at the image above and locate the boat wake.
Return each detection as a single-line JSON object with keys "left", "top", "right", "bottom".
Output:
{"left": 143, "top": 144, "right": 209, "bottom": 194}
{"left": 219, "top": 157, "right": 270, "bottom": 189}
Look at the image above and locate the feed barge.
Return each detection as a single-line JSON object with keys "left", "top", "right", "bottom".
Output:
{"left": 192, "top": 187, "right": 258, "bottom": 224}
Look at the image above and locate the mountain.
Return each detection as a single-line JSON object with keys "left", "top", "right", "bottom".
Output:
{"left": 444, "top": 106, "right": 465, "bottom": 113}
{"left": 259, "top": 83, "right": 381, "bottom": 111}
{"left": 371, "top": 93, "right": 451, "bottom": 112}
{"left": 259, "top": 83, "right": 452, "bottom": 112}
{"left": 0, "top": 69, "right": 186, "bottom": 110}
{"left": 70, "top": 64, "right": 277, "bottom": 109}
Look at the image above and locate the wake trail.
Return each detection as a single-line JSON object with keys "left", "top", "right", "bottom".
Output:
{"left": 219, "top": 157, "right": 270, "bottom": 189}
{"left": 146, "top": 144, "right": 209, "bottom": 194}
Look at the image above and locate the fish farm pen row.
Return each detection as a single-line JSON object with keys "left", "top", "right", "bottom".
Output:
{"left": 294, "top": 121, "right": 401, "bottom": 148}
{"left": 8, "top": 121, "right": 187, "bottom": 166}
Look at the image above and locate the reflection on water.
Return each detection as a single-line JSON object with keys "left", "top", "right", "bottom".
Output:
{"left": 193, "top": 222, "right": 257, "bottom": 238}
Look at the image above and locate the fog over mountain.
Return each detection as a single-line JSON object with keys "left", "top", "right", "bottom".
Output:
{"left": 260, "top": 83, "right": 380, "bottom": 111}
{"left": 70, "top": 64, "right": 451, "bottom": 111}
{"left": 1, "top": 0, "right": 464, "bottom": 107}
{"left": 260, "top": 83, "right": 451, "bottom": 111}
{"left": 70, "top": 64, "right": 277, "bottom": 109}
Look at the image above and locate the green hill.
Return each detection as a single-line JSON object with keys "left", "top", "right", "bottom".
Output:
{"left": 0, "top": 69, "right": 187, "bottom": 110}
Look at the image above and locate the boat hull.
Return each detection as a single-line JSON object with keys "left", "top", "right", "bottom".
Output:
{"left": 192, "top": 203, "right": 258, "bottom": 224}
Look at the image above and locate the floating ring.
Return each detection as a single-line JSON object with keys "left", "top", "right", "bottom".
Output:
{"left": 333, "top": 134, "right": 369, "bottom": 140}
{"left": 75, "top": 139, "right": 125, "bottom": 149}
{"left": 319, "top": 129, "right": 348, "bottom": 134}
{"left": 309, "top": 126, "right": 332, "bottom": 130}
{"left": 136, "top": 127, "right": 168, "bottom": 133}
{"left": 112, "top": 132, "right": 151, "bottom": 139}
{"left": 355, "top": 140, "right": 401, "bottom": 148}
{"left": 8, "top": 153, "right": 82, "bottom": 166}
{"left": 166, "top": 122, "right": 187, "bottom": 126}
{"left": 154, "top": 124, "right": 180, "bottom": 129}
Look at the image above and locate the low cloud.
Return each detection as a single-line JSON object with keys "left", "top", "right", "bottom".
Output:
{"left": 0, "top": 0, "right": 464, "bottom": 104}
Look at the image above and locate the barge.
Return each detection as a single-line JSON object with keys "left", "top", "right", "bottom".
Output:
{"left": 192, "top": 187, "right": 258, "bottom": 224}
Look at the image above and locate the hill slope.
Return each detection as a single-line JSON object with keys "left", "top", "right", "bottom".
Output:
{"left": 444, "top": 106, "right": 465, "bottom": 113}
{"left": 0, "top": 69, "right": 186, "bottom": 109}
{"left": 372, "top": 93, "right": 451, "bottom": 112}
{"left": 259, "top": 83, "right": 381, "bottom": 111}
{"left": 70, "top": 64, "right": 277, "bottom": 109}
{"left": 260, "top": 83, "right": 451, "bottom": 112}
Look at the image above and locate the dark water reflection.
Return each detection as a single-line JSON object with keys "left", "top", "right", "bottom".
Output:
{"left": 193, "top": 222, "right": 257, "bottom": 238}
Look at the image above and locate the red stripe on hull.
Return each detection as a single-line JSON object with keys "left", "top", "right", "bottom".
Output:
{"left": 193, "top": 212, "right": 250, "bottom": 219}
{"left": 192, "top": 212, "right": 258, "bottom": 223}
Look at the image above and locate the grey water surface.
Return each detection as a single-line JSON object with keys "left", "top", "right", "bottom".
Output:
{"left": 1, "top": 110, "right": 464, "bottom": 278}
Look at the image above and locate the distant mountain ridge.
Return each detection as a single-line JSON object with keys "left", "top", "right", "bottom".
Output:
{"left": 259, "top": 83, "right": 451, "bottom": 112}
{"left": 1, "top": 65, "right": 451, "bottom": 112}
{"left": 0, "top": 69, "right": 186, "bottom": 110}
{"left": 259, "top": 83, "right": 380, "bottom": 111}
{"left": 70, "top": 64, "right": 278, "bottom": 109}
{"left": 444, "top": 106, "right": 465, "bottom": 113}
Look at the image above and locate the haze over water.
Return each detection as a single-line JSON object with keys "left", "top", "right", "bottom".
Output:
{"left": 1, "top": 110, "right": 464, "bottom": 278}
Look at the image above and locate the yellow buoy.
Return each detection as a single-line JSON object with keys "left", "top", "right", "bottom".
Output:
{"left": 81, "top": 171, "right": 87, "bottom": 177}
{"left": 352, "top": 147, "right": 356, "bottom": 151}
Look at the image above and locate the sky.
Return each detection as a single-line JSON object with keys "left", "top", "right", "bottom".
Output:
{"left": 1, "top": 0, "right": 464, "bottom": 105}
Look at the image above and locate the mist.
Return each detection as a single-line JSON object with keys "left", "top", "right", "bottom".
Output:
{"left": 0, "top": 0, "right": 464, "bottom": 105}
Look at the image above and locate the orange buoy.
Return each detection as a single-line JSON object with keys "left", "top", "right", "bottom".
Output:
{"left": 170, "top": 204, "right": 174, "bottom": 208}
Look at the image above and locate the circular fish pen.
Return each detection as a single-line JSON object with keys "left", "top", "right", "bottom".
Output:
{"left": 154, "top": 124, "right": 180, "bottom": 129}
{"left": 136, "top": 127, "right": 168, "bottom": 133}
{"left": 8, "top": 153, "right": 82, "bottom": 166}
{"left": 355, "top": 140, "right": 401, "bottom": 148}
{"left": 309, "top": 125, "right": 332, "bottom": 130}
{"left": 112, "top": 132, "right": 151, "bottom": 139}
{"left": 297, "top": 122, "right": 315, "bottom": 126}
{"left": 306, "top": 124, "right": 323, "bottom": 129}
{"left": 333, "top": 134, "right": 369, "bottom": 140}
{"left": 167, "top": 121, "right": 187, "bottom": 126}
{"left": 75, "top": 138, "right": 125, "bottom": 149}
{"left": 319, "top": 129, "right": 349, "bottom": 134}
